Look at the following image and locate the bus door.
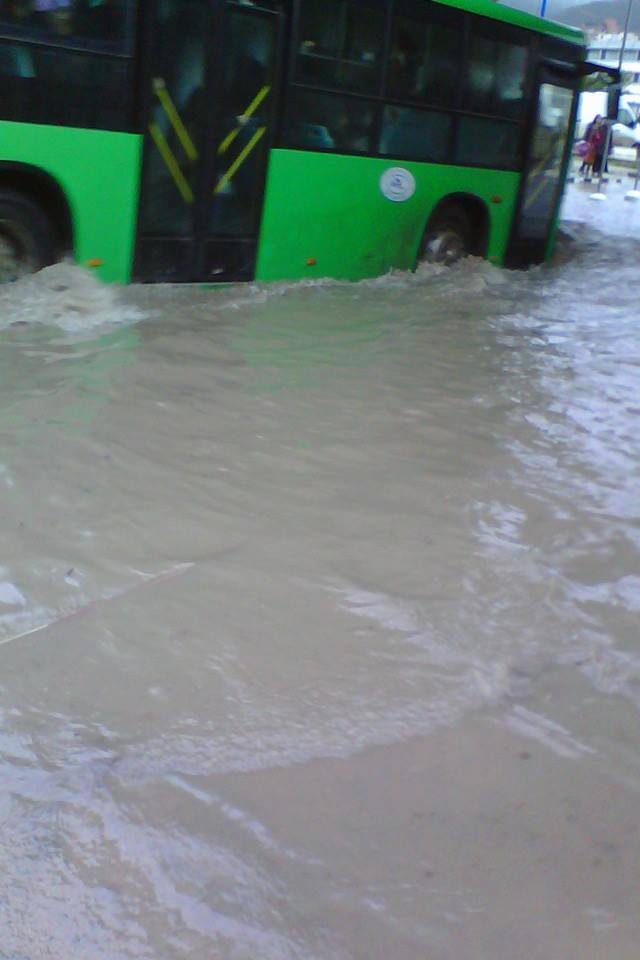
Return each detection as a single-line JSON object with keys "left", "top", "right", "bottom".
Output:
{"left": 135, "top": 0, "right": 282, "bottom": 283}
{"left": 202, "top": 1, "right": 281, "bottom": 281}
{"left": 506, "top": 67, "right": 577, "bottom": 267}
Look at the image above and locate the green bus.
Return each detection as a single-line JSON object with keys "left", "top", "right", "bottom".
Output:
{"left": 0, "top": 0, "right": 617, "bottom": 284}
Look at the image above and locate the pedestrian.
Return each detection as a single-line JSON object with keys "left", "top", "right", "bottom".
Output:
{"left": 577, "top": 139, "right": 592, "bottom": 178}
{"left": 584, "top": 114, "right": 608, "bottom": 177}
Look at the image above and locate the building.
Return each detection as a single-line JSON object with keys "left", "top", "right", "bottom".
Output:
{"left": 586, "top": 31, "right": 640, "bottom": 70}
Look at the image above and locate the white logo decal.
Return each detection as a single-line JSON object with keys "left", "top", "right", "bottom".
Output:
{"left": 379, "top": 167, "right": 416, "bottom": 203}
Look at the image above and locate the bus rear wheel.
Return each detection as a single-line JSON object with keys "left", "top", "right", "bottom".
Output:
{"left": 0, "top": 190, "right": 57, "bottom": 283}
{"left": 419, "top": 205, "right": 473, "bottom": 266}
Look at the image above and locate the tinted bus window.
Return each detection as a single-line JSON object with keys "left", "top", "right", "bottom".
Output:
{"left": 464, "top": 34, "right": 527, "bottom": 119}
{"left": 285, "top": 88, "right": 376, "bottom": 152}
{"left": 456, "top": 116, "right": 520, "bottom": 168}
{"left": 295, "top": 0, "right": 385, "bottom": 93}
{"left": 387, "top": 0, "right": 462, "bottom": 108}
{"left": 0, "top": 37, "right": 132, "bottom": 127}
{"left": 380, "top": 105, "right": 451, "bottom": 161}
{"left": 0, "top": 0, "right": 133, "bottom": 52}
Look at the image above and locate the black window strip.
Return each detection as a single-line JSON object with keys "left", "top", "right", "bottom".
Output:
{"left": 0, "top": 33, "right": 133, "bottom": 61}
{"left": 288, "top": 79, "right": 525, "bottom": 124}
{"left": 281, "top": 141, "right": 521, "bottom": 173}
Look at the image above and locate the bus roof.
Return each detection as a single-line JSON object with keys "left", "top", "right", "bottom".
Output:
{"left": 434, "top": 0, "right": 585, "bottom": 47}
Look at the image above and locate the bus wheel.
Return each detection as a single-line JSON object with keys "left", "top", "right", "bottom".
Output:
{"left": 0, "top": 190, "right": 56, "bottom": 283}
{"left": 420, "top": 205, "right": 472, "bottom": 266}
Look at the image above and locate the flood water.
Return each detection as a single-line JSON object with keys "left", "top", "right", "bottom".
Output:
{"left": 1, "top": 183, "right": 639, "bottom": 959}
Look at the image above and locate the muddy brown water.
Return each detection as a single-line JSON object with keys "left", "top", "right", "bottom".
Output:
{"left": 0, "top": 184, "right": 639, "bottom": 958}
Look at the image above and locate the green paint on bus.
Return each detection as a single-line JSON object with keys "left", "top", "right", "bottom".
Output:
{"left": 0, "top": 121, "right": 141, "bottom": 284}
{"left": 0, "top": 0, "right": 609, "bottom": 284}
{"left": 256, "top": 150, "right": 520, "bottom": 281}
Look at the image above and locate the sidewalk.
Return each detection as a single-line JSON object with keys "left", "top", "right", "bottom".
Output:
{"left": 568, "top": 153, "right": 638, "bottom": 182}
{"left": 611, "top": 146, "right": 638, "bottom": 165}
{"left": 561, "top": 166, "right": 640, "bottom": 237}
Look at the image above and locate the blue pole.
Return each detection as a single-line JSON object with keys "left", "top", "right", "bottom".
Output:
{"left": 540, "top": 0, "right": 547, "bottom": 16}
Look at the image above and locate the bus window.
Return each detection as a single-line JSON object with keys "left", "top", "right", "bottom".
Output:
{"left": 387, "top": 0, "right": 462, "bottom": 108}
{"left": 0, "top": 33, "right": 131, "bottom": 128}
{"left": 379, "top": 105, "right": 451, "bottom": 162}
{"left": 495, "top": 43, "right": 528, "bottom": 119}
{"left": 285, "top": 88, "right": 376, "bottom": 153}
{"left": 464, "top": 34, "right": 527, "bottom": 120}
{"left": 72, "top": 0, "right": 130, "bottom": 49}
{"left": 456, "top": 116, "right": 521, "bottom": 169}
{"left": 0, "top": 0, "right": 132, "bottom": 53}
{"left": 0, "top": 0, "right": 46, "bottom": 34}
{"left": 295, "top": 0, "right": 385, "bottom": 94}
{"left": 0, "top": 40, "right": 34, "bottom": 75}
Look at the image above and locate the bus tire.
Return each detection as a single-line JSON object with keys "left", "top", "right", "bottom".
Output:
{"left": 0, "top": 189, "right": 57, "bottom": 282}
{"left": 419, "top": 205, "right": 473, "bottom": 266}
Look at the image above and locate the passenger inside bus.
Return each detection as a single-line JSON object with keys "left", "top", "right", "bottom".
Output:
{"left": 289, "top": 91, "right": 374, "bottom": 154}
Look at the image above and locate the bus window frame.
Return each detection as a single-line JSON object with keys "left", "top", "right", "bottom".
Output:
{"left": 0, "top": 31, "right": 136, "bottom": 131}
{"left": 0, "top": 0, "right": 137, "bottom": 57}
{"left": 281, "top": 0, "right": 561, "bottom": 174}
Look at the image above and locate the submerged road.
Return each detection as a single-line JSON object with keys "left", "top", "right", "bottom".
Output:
{"left": 0, "top": 180, "right": 639, "bottom": 959}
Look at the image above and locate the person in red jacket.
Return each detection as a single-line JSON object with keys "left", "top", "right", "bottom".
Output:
{"left": 584, "top": 115, "right": 608, "bottom": 176}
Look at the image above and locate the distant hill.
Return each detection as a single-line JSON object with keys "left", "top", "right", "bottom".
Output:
{"left": 562, "top": 1, "right": 640, "bottom": 32}
{"left": 499, "top": 0, "right": 640, "bottom": 32}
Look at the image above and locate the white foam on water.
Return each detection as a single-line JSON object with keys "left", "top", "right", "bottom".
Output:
{"left": 0, "top": 581, "right": 27, "bottom": 607}
{"left": 502, "top": 706, "right": 597, "bottom": 759}
{"left": 216, "top": 275, "right": 340, "bottom": 312}
{"left": 0, "top": 262, "right": 144, "bottom": 332}
{"left": 558, "top": 641, "right": 640, "bottom": 711}
{"left": 214, "top": 253, "right": 517, "bottom": 313}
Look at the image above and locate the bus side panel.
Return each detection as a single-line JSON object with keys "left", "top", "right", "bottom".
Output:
{"left": 0, "top": 121, "right": 142, "bottom": 283}
{"left": 255, "top": 150, "right": 522, "bottom": 282}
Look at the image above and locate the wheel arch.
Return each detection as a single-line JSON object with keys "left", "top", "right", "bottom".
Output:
{"left": 419, "top": 192, "right": 491, "bottom": 261}
{"left": 0, "top": 162, "right": 74, "bottom": 258}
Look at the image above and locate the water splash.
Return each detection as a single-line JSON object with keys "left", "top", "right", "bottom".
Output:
{"left": 0, "top": 262, "right": 144, "bottom": 332}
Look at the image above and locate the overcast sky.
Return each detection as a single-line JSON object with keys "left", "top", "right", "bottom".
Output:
{"left": 500, "top": 0, "right": 616, "bottom": 15}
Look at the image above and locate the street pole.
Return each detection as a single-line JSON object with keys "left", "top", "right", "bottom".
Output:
{"left": 618, "top": 0, "right": 634, "bottom": 70}
{"left": 539, "top": 0, "right": 547, "bottom": 17}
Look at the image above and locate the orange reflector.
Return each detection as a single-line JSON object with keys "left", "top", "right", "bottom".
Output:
{"left": 86, "top": 258, "right": 103, "bottom": 268}
{"left": 490, "top": 196, "right": 503, "bottom": 204}
{"left": 306, "top": 257, "right": 317, "bottom": 266}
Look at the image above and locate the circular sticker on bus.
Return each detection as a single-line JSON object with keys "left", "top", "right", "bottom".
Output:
{"left": 379, "top": 167, "right": 416, "bottom": 203}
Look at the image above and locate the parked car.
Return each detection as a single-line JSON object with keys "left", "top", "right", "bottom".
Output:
{"left": 610, "top": 105, "right": 640, "bottom": 146}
